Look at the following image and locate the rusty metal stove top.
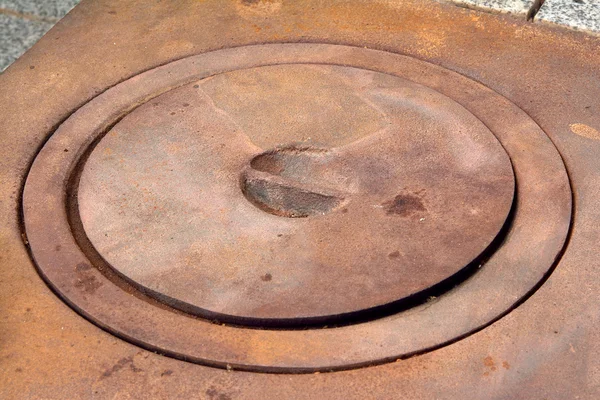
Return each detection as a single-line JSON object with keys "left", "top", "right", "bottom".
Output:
{"left": 1, "top": 0, "right": 599, "bottom": 398}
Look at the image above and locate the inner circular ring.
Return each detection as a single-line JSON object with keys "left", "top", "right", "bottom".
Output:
{"left": 76, "top": 63, "right": 515, "bottom": 327}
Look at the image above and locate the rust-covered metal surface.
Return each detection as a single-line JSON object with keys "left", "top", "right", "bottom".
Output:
{"left": 1, "top": 0, "right": 599, "bottom": 398}
{"left": 71, "top": 52, "right": 517, "bottom": 327}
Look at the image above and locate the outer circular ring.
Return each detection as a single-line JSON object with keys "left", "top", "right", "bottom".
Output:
{"left": 22, "top": 44, "right": 571, "bottom": 372}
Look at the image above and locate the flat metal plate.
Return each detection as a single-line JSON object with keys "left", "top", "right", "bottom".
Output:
{"left": 1, "top": 0, "right": 599, "bottom": 398}
{"left": 77, "top": 63, "right": 514, "bottom": 325}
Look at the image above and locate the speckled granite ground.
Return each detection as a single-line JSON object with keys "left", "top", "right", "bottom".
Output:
{"left": 537, "top": 0, "right": 600, "bottom": 33}
{"left": 0, "top": 0, "right": 79, "bottom": 71}
{"left": 450, "top": 0, "right": 600, "bottom": 33}
{"left": 0, "top": 14, "right": 52, "bottom": 71}
{"left": 451, "top": 0, "right": 532, "bottom": 15}
{"left": 0, "top": 0, "right": 598, "bottom": 72}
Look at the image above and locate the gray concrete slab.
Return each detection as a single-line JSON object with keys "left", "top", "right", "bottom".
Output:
{"left": 448, "top": 0, "right": 600, "bottom": 34}
{"left": 537, "top": 0, "right": 600, "bottom": 33}
{"left": 0, "top": 0, "right": 79, "bottom": 20}
{"left": 450, "top": 0, "right": 530, "bottom": 15}
{"left": 0, "top": 0, "right": 79, "bottom": 72}
{"left": 0, "top": 13, "right": 52, "bottom": 71}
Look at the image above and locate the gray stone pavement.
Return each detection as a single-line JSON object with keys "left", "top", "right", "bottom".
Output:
{"left": 0, "top": 1, "right": 598, "bottom": 72}
{"left": 452, "top": 0, "right": 533, "bottom": 15}
{"left": 0, "top": 0, "right": 79, "bottom": 71}
{"left": 538, "top": 0, "right": 600, "bottom": 33}
{"left": 451, "top": 0, "right": 600, "bottom": 33}
{"left": 0, "top": 13, "right": 52, "bottom": 71}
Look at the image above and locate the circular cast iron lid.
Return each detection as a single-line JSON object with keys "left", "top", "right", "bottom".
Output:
{"left": 22, "top": 44, "right": 571, "bottom": 372}
{"left": 77, "top": 64, "right": 514, "bottom": 325}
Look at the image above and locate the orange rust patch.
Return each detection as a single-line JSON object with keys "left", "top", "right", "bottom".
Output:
{"left": 483, "top": 356, "right": 494, "bottom": 366}
{"left": 570, "top": 123, "right": 600, "bottom": 140}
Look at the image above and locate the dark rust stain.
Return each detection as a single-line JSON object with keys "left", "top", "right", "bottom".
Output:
{"left": 382, "top": 193, "right": 426, "bottom": 217}
{"left": 388, "top": 251, "right": 400, "bottom": 259}
{"left": 100, "top": 355, "right": 142, "bottom": 380}
{"left": 206, "top": 387, "right": 232, "bottom": 400}
{"left": 74, "top": 263, "right": 102, "bottom": 293}
{"left": 261, "top": 273, "right": 272, "bottom": 282}
{"left": 74, "top": 275, "right": 102, "bottom": 293}
{"left": 75, "top": 262, "right": 92, "bottom": 272}
{"left": 55, "top": 245, "right": 61, "bottom": 251}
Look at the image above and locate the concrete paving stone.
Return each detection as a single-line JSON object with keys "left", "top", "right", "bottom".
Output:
{"left": 0, "top": 0, "right": 79, "bottom": 20}
{"left": 448, "top": 0, "right": 600, "bottom": 33}
{"left": 449, "top": 0, "right": 531, "bottom": 15}
{"left": 537, "top": 0, "right": 600, "bottom": 33}
{"left": 0, "top": 13, "right": 52, "bottom": 71}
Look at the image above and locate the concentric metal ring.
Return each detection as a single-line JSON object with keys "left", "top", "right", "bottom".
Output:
{"left": 22, "top": 44, "right": 571, "bottom": 372}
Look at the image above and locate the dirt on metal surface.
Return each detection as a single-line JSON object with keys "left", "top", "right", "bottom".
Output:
{"left": 1, "top": 0, "right": 599, "bottom": 398}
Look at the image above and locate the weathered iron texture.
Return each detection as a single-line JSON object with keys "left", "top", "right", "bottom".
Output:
{"left": 1, "top": 0, "right": 599, "bottom": 398}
